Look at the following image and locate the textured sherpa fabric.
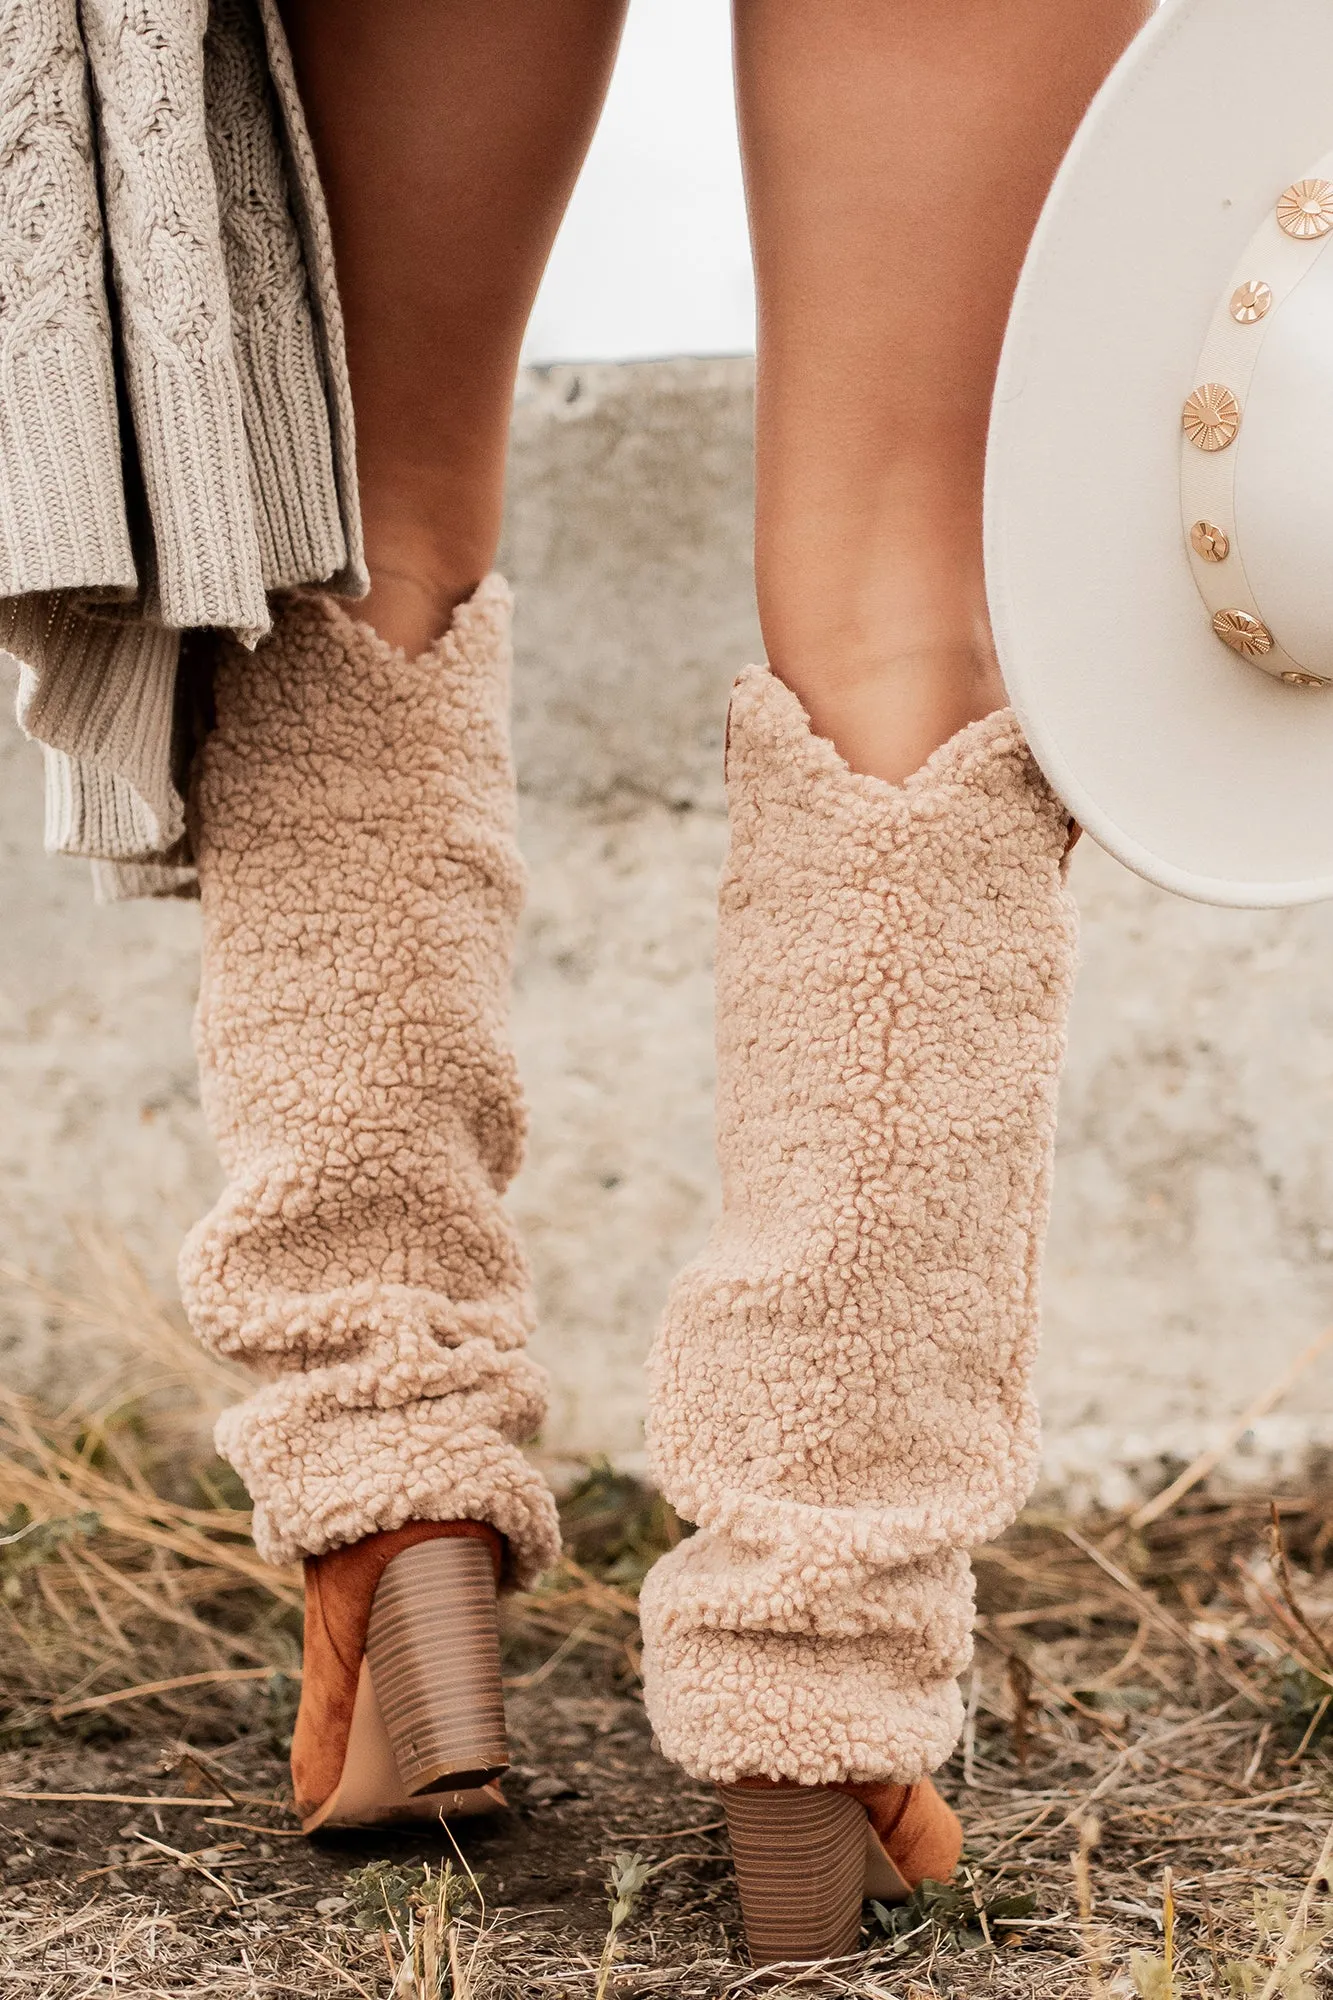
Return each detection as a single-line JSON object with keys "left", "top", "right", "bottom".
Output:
{"left": 180, "top": 578, "right": 560, "bottom": 1586}
{"left": 639, "top": 668, "right": 1078, "bottom": 1785}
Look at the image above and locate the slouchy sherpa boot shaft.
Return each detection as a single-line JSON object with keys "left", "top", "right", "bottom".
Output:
{"left": 639, "top": 669, "right": 1078, "bottom": 1785}
{"left": 180, "top": 580, "right": 560, "bottom": 1586}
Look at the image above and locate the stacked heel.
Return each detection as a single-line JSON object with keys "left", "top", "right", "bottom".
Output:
{"left": 364, "top": 1537, "right": 508, "bottom": 1794}
{"left": 719, "top": 1783, "right": 868, "bottom": 1966}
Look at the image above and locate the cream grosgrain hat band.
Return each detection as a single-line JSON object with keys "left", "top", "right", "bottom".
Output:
{"left": 1181, "top": 157, "right": 1333, "bottom": 689}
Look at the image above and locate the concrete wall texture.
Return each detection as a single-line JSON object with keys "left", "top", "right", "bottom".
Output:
{"left": 5, "top": 359, "right": 1333, "bottom": 1504}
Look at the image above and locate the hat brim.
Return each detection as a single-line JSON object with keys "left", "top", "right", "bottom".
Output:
{"left": 985, "top": 0, "right": 1333, "bottom": 907}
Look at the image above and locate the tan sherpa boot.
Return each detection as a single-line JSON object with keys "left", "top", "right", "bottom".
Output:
{"left": 181, "top": 579, "right": 561, "bottom": 1825}
{"left": 639, "top": 667, "right": 1077, "bottom": 1963}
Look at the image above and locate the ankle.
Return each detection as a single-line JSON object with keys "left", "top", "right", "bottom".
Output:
{"left": 771, "top": 635, "right": 1007, "bottom": 785}
{"left": 352, "top": 566, "right": 481, "bottom": 657}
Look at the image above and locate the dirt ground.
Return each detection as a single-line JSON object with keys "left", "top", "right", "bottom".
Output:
{"left": 3, "top": 1257, "right": 1333, "bottom": 1995}
{"left": 6, "top": 1489, "right": 1333, "bottom": 1997}
{"left": 0, "top": 1646, "right": 730, "bottom": 1993}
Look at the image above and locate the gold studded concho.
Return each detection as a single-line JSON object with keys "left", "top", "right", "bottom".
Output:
{"left": 1180, "top": 167, "right": 1333, "bottom": 687}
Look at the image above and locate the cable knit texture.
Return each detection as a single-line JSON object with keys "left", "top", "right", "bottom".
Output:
{"left": 1, "top": 0, "right": 365, "bottom": 893}
{"left": 0, "top": 0, "right": 135, "bottom": 596}
{"left": 639, "top": 669, "right": 1078, "bottom": 1785}
{"left": 81, "top": 0, "right": 269, "bottom": 634}
{"left": 180, "top": 579, "right": 561, "bottom": 1585}
{"left": 204, "top": 0, "right": 347, "bottom": 596}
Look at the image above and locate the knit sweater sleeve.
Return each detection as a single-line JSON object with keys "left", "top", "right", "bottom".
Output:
{"left": 204, "top": 0, "right": 347, "bottom": 595}
{"left": 81, "top": 0, "right": 269, "bottom": 636}
{"left": 0, "top": 0, "right": 136, "bottom": 597}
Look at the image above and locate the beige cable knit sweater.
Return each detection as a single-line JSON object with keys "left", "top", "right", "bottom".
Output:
{"left": 0, "top": 0, "right": 364, "bottom": 899}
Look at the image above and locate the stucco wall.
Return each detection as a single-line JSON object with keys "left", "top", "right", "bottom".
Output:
{"left": 5, "top": 359, "right": 1333, "bottom": 1500}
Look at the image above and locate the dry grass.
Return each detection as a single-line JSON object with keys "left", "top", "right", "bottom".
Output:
{"left": 2, "top": 1237, "right": 1333, "bottom": 1996}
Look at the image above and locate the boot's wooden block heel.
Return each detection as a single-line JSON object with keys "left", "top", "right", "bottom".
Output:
{"left": 718, "top": 1776, "right": 963, "bottom": 1967}
{"left": 293, "top": 1521, "right": 509, "bottom": 1835}
{"left": 364, "top": 1536, "right": 508, "bottom": 1794}
{"left": 719, "top": 1784, "right": 869, "bottom": 1966}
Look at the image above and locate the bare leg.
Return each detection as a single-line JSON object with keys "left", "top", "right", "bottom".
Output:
{"left": 278, "top": 0, "right": 628, "bottom": 655}
{"left": 196, "top": 3, "right": 628, "bottom": 1832}
{"left": 642, "top": 11, "right": 1138, "bottom": 1954}
{"left": 733, "top": 0, "right": 1151, "bottom": 782}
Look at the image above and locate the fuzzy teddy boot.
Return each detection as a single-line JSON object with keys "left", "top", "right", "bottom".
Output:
{"left": 181, "top": 579, "right": 561, "bottom": 1826}
{"left": 640, "top": 666, "right": 1078, "bottom": 1961}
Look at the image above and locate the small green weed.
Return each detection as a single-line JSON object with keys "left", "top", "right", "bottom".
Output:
{"left": 1127, "top": 1876, "right": 1332, "bottom": 1999}
{"left": 343, "top": 1857, "right": 479, "bottom": 1996}
{"left": 870, "top": 1876, "right": 1037, "bottom": 1954}
{"left": 594, "top": 1850, "right": 652, "bottom": 2000}
{"left": 0, "top": 1503, "right": 100, "bottom": 1600}
{"left": 558, "top": 1459, "right": 685, "bottom": 1590}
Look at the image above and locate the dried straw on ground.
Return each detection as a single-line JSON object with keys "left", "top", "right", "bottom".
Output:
{"left": 2, "top": 1238, "right": 1333, "bottom": 1996}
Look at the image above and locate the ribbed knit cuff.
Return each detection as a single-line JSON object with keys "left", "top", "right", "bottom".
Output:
{"left": 253, "top": 0, "right": 367, "bottom": 598}
{"left": 39, "top": 746, "right": 172, "bottom": 861}
{"left": 13, "top": 600, "right": 183, "bottom": 859}
{"left": 204, "top": 0, "right": 349, "bottom": 595}
{"left": 130, "top": 347, "right": 269, "bottom": 637}
{"left": 234, "top": 311, "right": 347, "bottom": 592}
{"left": 0, "top": 340, "right": 136, "bottom": 598}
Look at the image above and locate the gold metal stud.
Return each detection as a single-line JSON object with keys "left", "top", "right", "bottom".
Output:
{"left": 1190, "top": 520, "right": 1230, "bottom": 563}
{"left": 1183, "top": 383, "right": 1241, "bottom": 452}
{"left": 1277, "top": 178, "right": 1333, "bottom": 238}
{"left": 1212, "top": 609, "right": 1273, "bottom": 659}
{"left": 1281, "top": 669, "right": 1332, "bottom": 688}
{"left": 1230, "top": 279, "right": 1273, "bottom": 323}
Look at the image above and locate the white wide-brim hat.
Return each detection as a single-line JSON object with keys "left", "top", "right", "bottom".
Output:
{"left": 986, "top": 0, "right": 1333, "bottom": 907}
